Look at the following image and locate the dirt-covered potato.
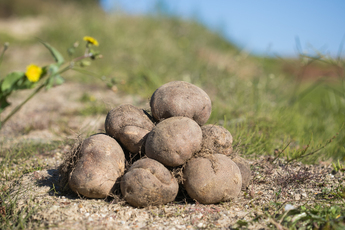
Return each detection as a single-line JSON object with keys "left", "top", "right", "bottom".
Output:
{"left": 200, "top": 124, "right": 233, "bottom": 156}
{"left": 68, "top": 134, "right": 125, "bottom": 198}
{"left": 183, "top": 154, "right": 242, "bottom": 204}
{"left": 105, "top": 104, "right": 154, "bottom": 154}
{"left": 145, "top": 117, "right": 202, "bottom": 167}
{"left": 150, "top": 81, "right": 212, "bottom": 125}
{"left": 121, "top": 158, "right": 179, "bottom": 207}
{"left": 232, "top": 156, "right": 251, "bottom": 190}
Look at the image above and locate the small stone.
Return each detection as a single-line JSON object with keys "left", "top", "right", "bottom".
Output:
{"left": 294, "top": 194, "right": 300, "bottom": 200}
{"left": 197, "top": 223, "right": 204, "bottom": 228}
{"left": 284, "top": 204, "right": 295, "bottom": 211}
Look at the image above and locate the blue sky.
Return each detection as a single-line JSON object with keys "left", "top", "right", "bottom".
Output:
{"left": 100, "top": 0, "right": 345, "bottom": 57}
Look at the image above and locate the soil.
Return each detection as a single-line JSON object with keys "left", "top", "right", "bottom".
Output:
{"left": 5, "top": 148, "right": 345, "bottom": 229}
{"left": 0, "top": 82, "right": 146, "bottom": 146}
{"left": 1, "top": 82, "right": 344, "bottom": 229}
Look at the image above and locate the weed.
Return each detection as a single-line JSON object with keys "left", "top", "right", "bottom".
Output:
{"left": 0, "top": 37, "right": 101, "bottom": 129}
{"left": 0, "top": 180, "right": 37, "bottom": 229}
{"left": 280, "top": 204, "right": 345, "bottom": 229}
{"left": 333, "top": 159, "right": 345, "bottom": 173}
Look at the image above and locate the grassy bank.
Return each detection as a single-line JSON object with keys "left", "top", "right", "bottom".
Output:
{"left": 0, "top": 3, "right": 344, "bottom": 161}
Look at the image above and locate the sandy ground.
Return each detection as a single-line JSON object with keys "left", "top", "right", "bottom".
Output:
{"left": 6, "top": 148, "right": 344, "bottom": 229}
{"left": 0, "top": 82, "right": 146, "bottom": 145}
{"left": 1, "top": 82, "right": 344, "bottom": 229}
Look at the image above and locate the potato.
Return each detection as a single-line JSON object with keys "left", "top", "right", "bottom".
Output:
{"left": 183, "top": 154, "right": 242, "bottom": 204}
{"left": 145, "top": 117, "right": 202, "bottom": 167}
{"left": 105, "top": 104, "right": 154, "bottom": 154}
{"left": 68, "top": 134, "right": 125, "bottom": 198}
{"left": 150, "top": 81, "right": 212, "bottom": 125}
{"left": 232, "top": 156, "right": 252, "bottom": 190}
{"left": 200, "top": 124, "right": 233, "bottom": 156}
{"left": 121, "top": 158, "right": 179, "bottom": 207}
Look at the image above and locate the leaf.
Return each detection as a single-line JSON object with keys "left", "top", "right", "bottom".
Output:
{"left": 0, "top": 96, "right": 10, "bottom": 113}
{"left": 236, "top": 219, "right": 248, "bottom": 227}
{"left": 13, "top": 75, "right": 36, "bottom": 90}
{"left": 38, "top": 39, "right": 64, "bottom": 65}
{"left": 67, "top": 47, "right": 75, "bottom": 56}
{"left": 1, "top": 72, "right": 25, "bottom": 92}
{"left": 45, "top": 64, "right": 64, "bottom": 89}
{"left": 291, "top": 212, "right": 307, "bottom": 223}
{"left": 46, "top": 74, "right": 64, "bottom": 90}
{"left": 53, "top": 75, "right": 64, "bottom": 85}
{"left": 45, "top": 76, "right": 54, "bottom": 90}
{"left": 80, "top": 60, "right": 91, "bottom": 67}
{"left": 48, "top": 64, "right": 60, "bottom": 75}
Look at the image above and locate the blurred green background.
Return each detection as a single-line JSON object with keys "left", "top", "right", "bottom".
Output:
{"left": 0, "top": 0, "right": 344, "bottom": 162}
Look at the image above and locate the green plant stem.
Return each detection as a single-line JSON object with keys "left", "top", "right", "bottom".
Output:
{"left": 73, "top": 53, "right": 93, "bottom": 63}
{"left": 0, "top": 52, "right": 94, "bottom": 130}
{"left": 0, "top": 83, "right": 45, "bottom": 129}
{"left": 272, "top": 141, "right": 292, "bottom": 163}
{"left": 56, "top": 53, "right": 92, "bottom": 74}
{"left": 0, "top": 43, "right": 9, "bottom": 66}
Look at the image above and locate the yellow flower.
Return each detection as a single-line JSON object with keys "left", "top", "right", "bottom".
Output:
{"left": 25, "top": 64, "right": 42, "bottom": 82}
{"left": 83, "top": 36, "right": 99, "bottom": 46}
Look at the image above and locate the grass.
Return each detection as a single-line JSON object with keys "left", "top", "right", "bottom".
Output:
{"left": 0, "top": 1, "right": 344, "bottom": 229}
{"left": 15, "top": 2, "right": 342, "bottom": 162}
{"left": 245, "top": 190, "right": 345, "bottom": 230}
{"left": 229, "top": 157, "right": 345, "bottom": 230}
{"left": 238, "top": 202, "right": 345, "bottom": 229}
{"left": 0, "top": 141, "right": 65, "bottom": 181}
{"left": 0, "top": 179, "right": 38, "bottom": 230}
{"left": 0, "top": 141, "right": 67, "bottom": 229}
{"left": 77, "top": 93, "right": 109, "bottom": 116}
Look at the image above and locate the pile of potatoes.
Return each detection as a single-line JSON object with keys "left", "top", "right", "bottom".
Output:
{"left": 63, "top": 81, "right": 251, "bottom": 207}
